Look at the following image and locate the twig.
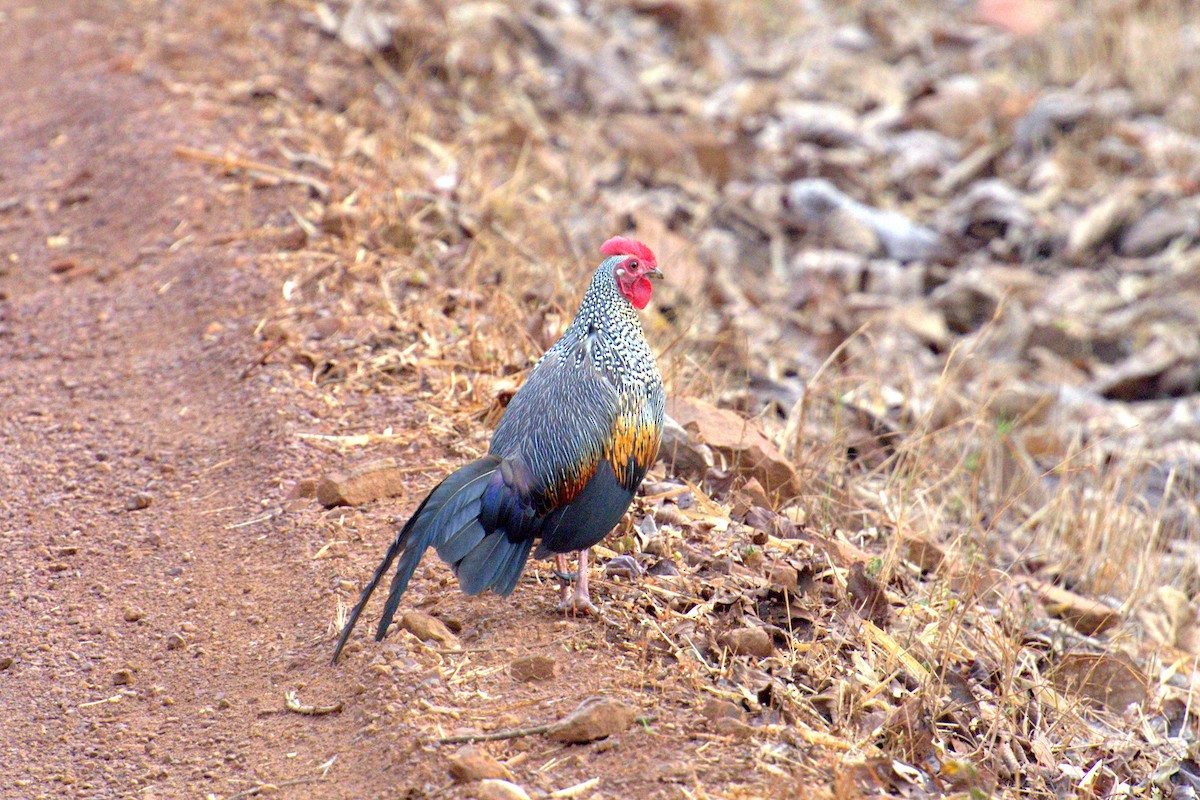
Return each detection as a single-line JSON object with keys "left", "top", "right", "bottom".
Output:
{"left": 436, "top": 714, "right": 657, "bottom": 745}
{"left": 223, "top": 777, "right": 327, "bottom": 800}
{"left": 550, "top": 778, "right": 601, "bottom": 798}
{"left": 238, "top": 342, "right": 284, "bottom": 380}
{"left": 437, "top": 722, "right": 558, "bottom": 744}
{"left": 285, "top": 690, "right": 343, "bottom": 716}
{"left": 174, "top": 145, "right": 330, "bottom": 199}
{"left": 641, "top": 485, "right": 694, "bottom": 503}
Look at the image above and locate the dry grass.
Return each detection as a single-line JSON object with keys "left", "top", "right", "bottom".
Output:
{"left": 1019, "top": 0, "right": 1200, "bottom": 123}
{"left": 179, "top": 0, "right": 1200, "bottom": 794}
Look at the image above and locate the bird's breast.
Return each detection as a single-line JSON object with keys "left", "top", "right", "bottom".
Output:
{"left": 603, "top": 409, "right": 661, "bottom": 491}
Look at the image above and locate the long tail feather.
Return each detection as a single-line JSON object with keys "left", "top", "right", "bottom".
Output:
{"left": 493, "top": 537, "right": 534, "bottom": 596}
{"left": 331, "top": 503, "right": 423, "bottom": 664}
{"left": 331, "top": 456, "right": 501, "bottom": 663}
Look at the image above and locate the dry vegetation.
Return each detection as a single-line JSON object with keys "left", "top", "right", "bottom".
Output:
{"left": 157, "top": 0, "right": 1200, "bottom": 795}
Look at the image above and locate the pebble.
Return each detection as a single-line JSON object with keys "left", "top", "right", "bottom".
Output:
{"left": 399, "top": 611, "right": 460, "bottom": 649}
{"left": 447, "top": 745, "right": 513, "bottom": 782}
{"left": 125, "top": 493, "right": 152, "bottom": 511}
{"left": 476, "top": 779, "right": 531, "bottom": 800}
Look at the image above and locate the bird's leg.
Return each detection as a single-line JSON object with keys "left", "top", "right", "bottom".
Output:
{"left": 555, "top": 552, "right": 573, "bottom": 607}
{"left": 571, "top": 548, "right": 598, "bottom": 615}
{"left": 553, "top": 550, "right": 597, "bottom": 615}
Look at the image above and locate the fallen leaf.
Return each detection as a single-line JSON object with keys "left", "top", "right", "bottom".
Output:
{"left": 720, "top": 626, "right": 774, "bottom": 658}
{"left": 1050, "top": 653, "right": 1147, "bottom": 713}
{"left": 667, "top": 397, "right": 799, "bottom": 500}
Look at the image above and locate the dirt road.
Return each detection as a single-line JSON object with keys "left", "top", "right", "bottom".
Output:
{"left": 0, "top": 2, "right": 369, "bottom": 796}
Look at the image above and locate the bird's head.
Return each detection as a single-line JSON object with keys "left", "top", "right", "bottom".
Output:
{"left": 600, "top": 236, "right": 662, "bottom": 310}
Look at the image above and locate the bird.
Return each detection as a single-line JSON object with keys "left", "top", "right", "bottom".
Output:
{"left": 332, "top": 237, "right": 664, "bottom": 662}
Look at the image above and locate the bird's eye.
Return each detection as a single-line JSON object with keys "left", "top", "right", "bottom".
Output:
{"left": 629, "top": 260, "right": 639, "bottom": 270}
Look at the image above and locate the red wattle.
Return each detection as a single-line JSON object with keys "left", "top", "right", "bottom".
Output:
{"left": 629, "top": 277, "right": 652, "bottom": 309}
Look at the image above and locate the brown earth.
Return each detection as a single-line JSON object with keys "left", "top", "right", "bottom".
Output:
{"left": 0, "top": 4, "right": 791, "bottom": 798}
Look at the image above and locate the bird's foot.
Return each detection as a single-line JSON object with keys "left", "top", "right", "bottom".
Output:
{"left": 557, "top": 591, "right": 598, "bottom": 616}
{"left": 555, "top": 549, "right": 597, "bottom": 615}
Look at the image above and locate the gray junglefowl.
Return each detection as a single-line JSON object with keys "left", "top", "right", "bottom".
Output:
{"left": 333, "top": 237, "right": 664, "bottom": 662}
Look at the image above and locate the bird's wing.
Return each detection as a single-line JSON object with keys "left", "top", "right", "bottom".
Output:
{"left": 489, "top": 329, "right": 625, "bottom": 511}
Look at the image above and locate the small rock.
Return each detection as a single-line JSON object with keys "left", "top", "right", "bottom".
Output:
{"left": 720, "top": 627, "right": 774, "bottom": 658}
{"left": 112, "top": 668, "right": 133, "bottom": 686}
{"left": 777, "top": 99, "right": 865, "bottom": 149}
{"left": 509, "top": 654, "right": 556, "bottom": 682}
{"left": 311, "top": 316, "right": 343, "bottom": 339}
{"left": 447, "top": 745, "right": 513, "bottom": 782}
{"left": 399, "top": 611, "right": 460, "bottom": 649}
{"left": 0, "top": 656, "right": 14, "bottom": 670}
{"left": 696, "top": 228, "right": 740, "bottom": 274}
{"left": 944, "top": 179, "right": 1033, "bottom": 246}
{"left": 737, "top": 477, "right": 771, "bottom": 510}
{"left": 317, "top": 458, "right": 412, "bottom": 507}
{"left": 908, "top": 74, "right": 993, "bottom": 140}
{"left": 125, "top": 493, "right": 152, "bottom": 511}
{"left": 784, "top": 178, "right": 943, "bottom": 263}
{"left": 273, "top": 226, "right": 307, "bottom": 251}
{"left": 1013, "top": 90, "right": 1094, "bottom": 152}
{"left": 165, "top": 632, "right": 186, "bottom": 651}
{"left": 628, "top": 0, "right": 724, "bottom": 36}
{"left": 548, "top": 697, "right": 639, "bottom": 744}
{"left": 476, "top": 779, "right": 532, "bottom": 800}
{"left": 1051, "top": 653, "right": 1147, "bottom": 714}
{"left": 123, "top": 607, "right": 144, "bottom": 623}
{"left": 901, "top": 534, "right": 946, "bottom": 574}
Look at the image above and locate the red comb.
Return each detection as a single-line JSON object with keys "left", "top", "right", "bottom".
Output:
{"left": 600, "top": 236, "right": 657, "bottom": 266}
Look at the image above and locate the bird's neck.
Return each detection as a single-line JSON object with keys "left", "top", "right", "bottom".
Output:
{"left": 573, "top": 259, "right": 642, "bottom": 334}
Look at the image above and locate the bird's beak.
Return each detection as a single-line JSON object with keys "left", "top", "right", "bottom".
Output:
{"left": 646, "top": 268, "right": 664, "bottom": 280}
